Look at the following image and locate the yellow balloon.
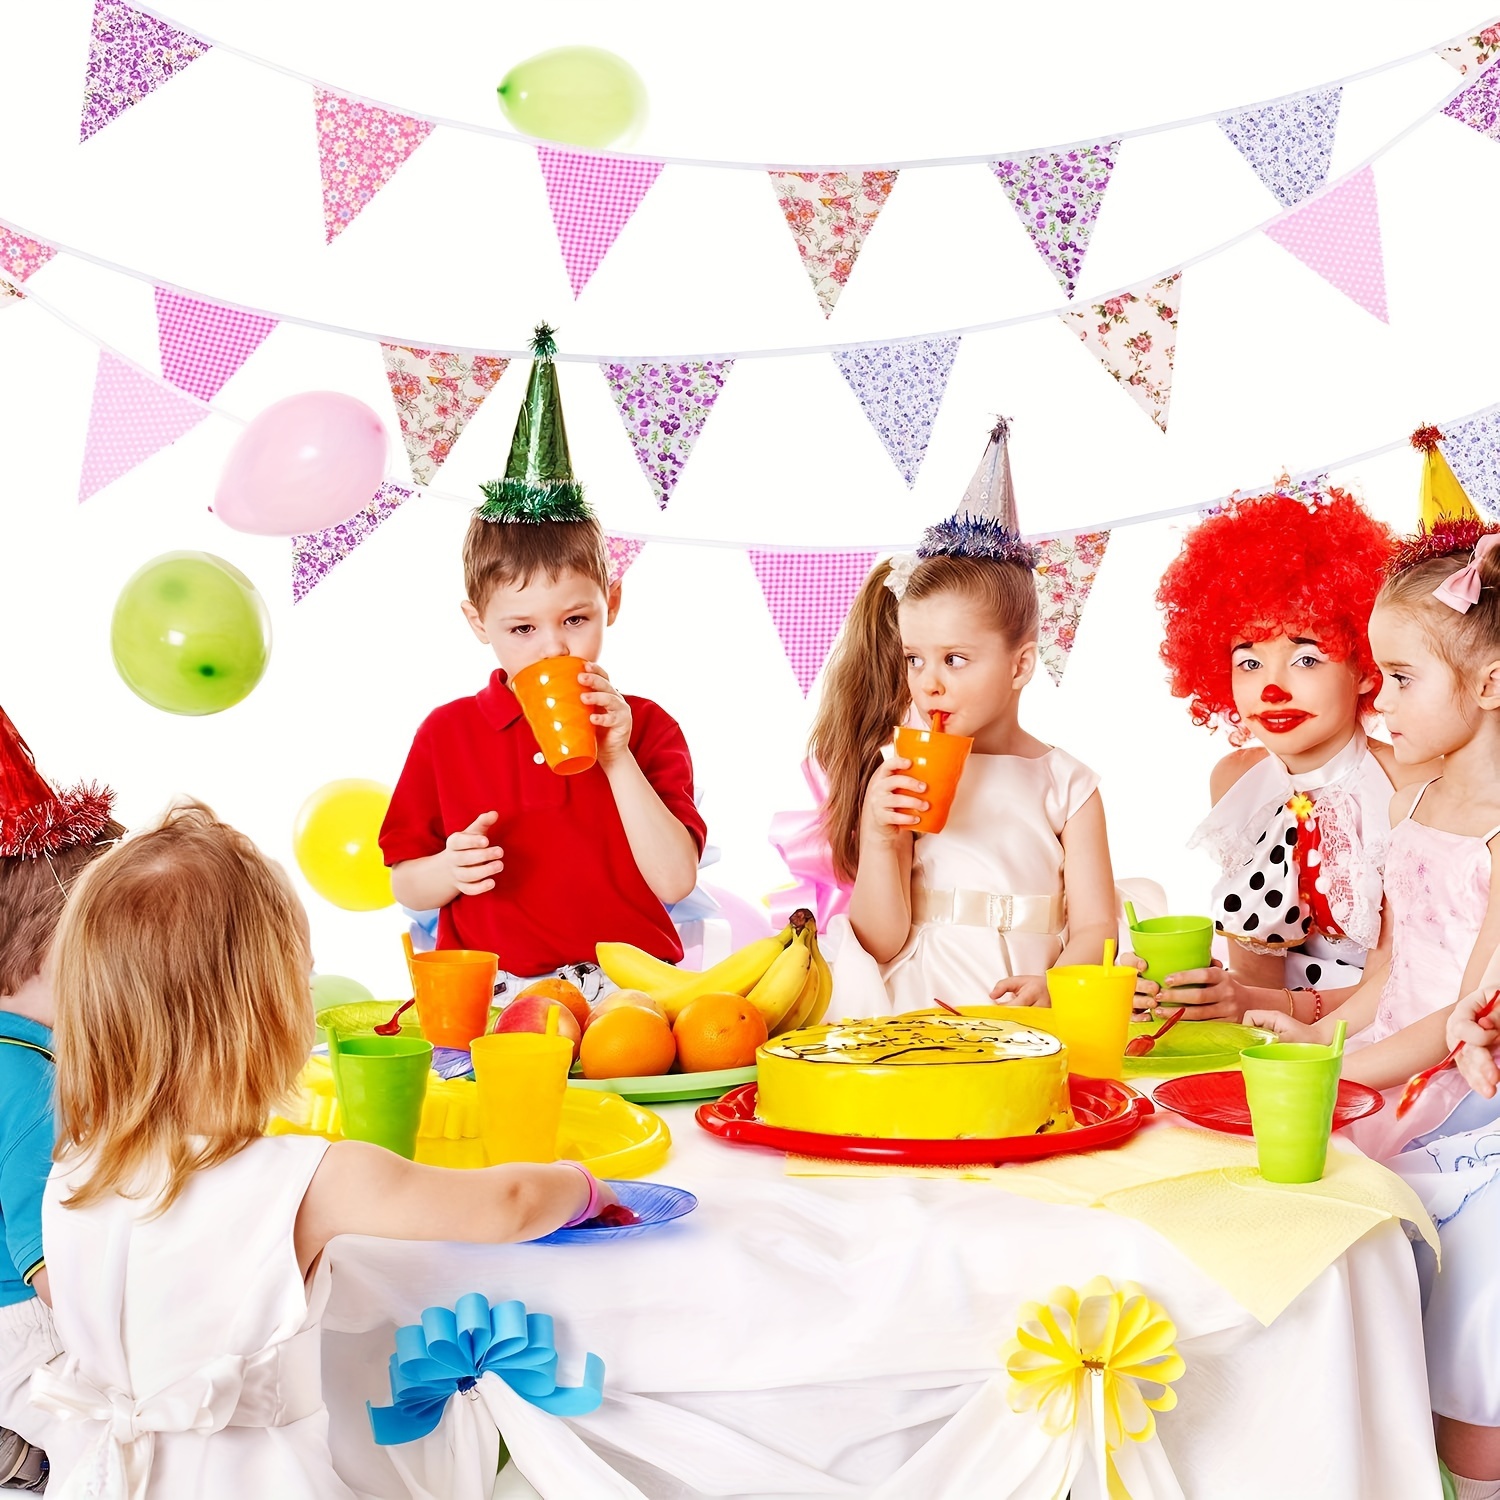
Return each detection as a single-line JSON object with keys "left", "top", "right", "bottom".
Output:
{"left": 293, "top": 779, "right": 395, "bottom": 911}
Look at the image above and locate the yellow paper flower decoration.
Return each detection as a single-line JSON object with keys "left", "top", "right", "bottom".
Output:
{"left": 1288, "top": 792, "right": 1316, "bottom": 823}
{"left": 1003, "top": 1277, "right": 1184, "bottom": 1488}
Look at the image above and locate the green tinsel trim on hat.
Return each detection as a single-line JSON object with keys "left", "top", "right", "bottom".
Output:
{"left": 476, "top": 479, "right": 591, "bottom": 524}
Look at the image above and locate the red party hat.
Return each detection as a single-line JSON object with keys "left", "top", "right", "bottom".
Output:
{"left": 0, "top": 705, "right": 114, "bottom": 859}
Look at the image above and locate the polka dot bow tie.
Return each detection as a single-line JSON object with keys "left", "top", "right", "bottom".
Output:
{"left": 1216, "top": 792, "right": 1344, "bottom": 950}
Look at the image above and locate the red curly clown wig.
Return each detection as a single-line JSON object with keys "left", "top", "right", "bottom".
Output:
{"left": 1157, "top": 488, "right": 1396, "bottom": 734}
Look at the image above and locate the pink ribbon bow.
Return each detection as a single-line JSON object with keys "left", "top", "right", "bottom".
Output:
{"left": 767, "top": 761, "right": 852, "bottom": 931}
{"left": 1434, "top": 534, "right": 1500, "bottom": 613}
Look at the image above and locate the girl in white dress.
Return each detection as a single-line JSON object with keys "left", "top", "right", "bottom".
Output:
{"left": 811, "top": 428, "right": 1120, "bottom": 1017}
{"left": 32, "top": 802, "right": 614, "bottom": 1500}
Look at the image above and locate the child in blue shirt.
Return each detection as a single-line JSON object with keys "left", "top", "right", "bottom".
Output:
{"left": 0, "top": 706, "right": 119, "bottom": 1491}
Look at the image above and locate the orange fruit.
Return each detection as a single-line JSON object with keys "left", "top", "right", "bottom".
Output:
{"left": 584, "top": 989, "right": 667, "bottom": 1030}
{"left": 579, "top": 1004, "right": 676, "bottom": 1080}
{"left": 672, "top": 992, "right": 768, "bottom": 1073}
{"left": 516, "top": 977, "right": 590, "bottom": 1033}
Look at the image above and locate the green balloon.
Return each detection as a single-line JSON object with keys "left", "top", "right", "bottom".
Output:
{"left": 312, "top": 973, "right": 376, "bottom": 1012}
{"left": 497, "top": 46, "right": 647, "bottom": 149}
{"left": 110, "top": 551, "right": 271, "bottom": 716}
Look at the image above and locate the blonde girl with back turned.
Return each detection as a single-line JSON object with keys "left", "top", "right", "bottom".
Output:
{"left": 811, "top": 422, "right": 1120, "bottom": 1017}
{"left": 33, "top": 803, "right": 612, "bottom": 1499}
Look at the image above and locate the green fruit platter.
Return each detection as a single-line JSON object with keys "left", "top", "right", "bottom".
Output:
{"left": 568, "top": 1063, "right": 757, "bottom": 1104}
{"left": 1122, "top": 1019, "right": 1274, "bottom": 1077}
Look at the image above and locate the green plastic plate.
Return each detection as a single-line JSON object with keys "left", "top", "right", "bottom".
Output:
{"left": 1122, "top": 1020, "right": 1274, "bottom": 1077}
{"left": 568, "top": 1063, "right": 757, "bottom": 1103}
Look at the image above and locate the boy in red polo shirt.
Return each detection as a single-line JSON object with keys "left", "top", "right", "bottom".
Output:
{"left": 380, "top": 326, "right": 705, "bottom": 979}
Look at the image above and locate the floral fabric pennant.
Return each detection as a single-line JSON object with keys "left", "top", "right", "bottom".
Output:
{"left": 381, "top": 345, "right": 510, "bottom": 486}
{"left": 770, "top": 170, "right": 898, "bottom": 317}
{"left": 537, "top": 148, "right": 664, "bottom": 297}
{"left": 1263, "top": 165, "right": 1387, "bottom": 322}
{"left": 605, "top": 535, "right": 646, "bottom": 586}
{"left": 1033, "top": 531, "right": 1110, "bottom": 684}
{"left": 749, "top": 549, "right": 878, "bottom": 696}
{"left": 1218, "top": 87, "right": 1342, "bottom": 208}
{"left": 292, "top": 481, "right": 411, "bottom": 602}
{"left": 1438, "top": 411, "right": 1500, "bottom": 519}
{"left": 0, "top": 229, "right": 56, "bottom": 304}
{"left": 314, "top": 90, "right": 434, "bottom": 244}
{"left": 600, "top": 360, "right": 733, "bottom": 510}
{"left": 991, "top": 142, "right": 1119, "bottom": 297}
{"left": 78, "top": 351, "right": 208, "bottom": 502}
{"left": 154, "top": 289, "right": 277, "bottom": 401}
{"left": 833, "top": 337, "right": 960, "bottom": 487}
{"left": 1061, "top": 275, "right": 1181, "bottom": 432}
{"left": 81, "top": 0, "right": 210, "bottom": 143}
{"left": 1443, "top": 66, "right": 1500, "bottom": 143}
{"left": 1438, "top": 21, "right": 1500, "bottom": 75}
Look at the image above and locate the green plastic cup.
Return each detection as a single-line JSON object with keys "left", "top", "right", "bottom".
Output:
{"left": 1128, "top": 915, "right": 1214, "bottom": 985}
{"left": 329, "top": 1034, "right": 433, "bottom": 1159}
{"left": 1240, "top": 1040, "right": 1341, "bottom": 1183}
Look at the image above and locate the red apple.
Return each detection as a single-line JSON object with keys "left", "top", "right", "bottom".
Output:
{"left": 492, "top": 996, "right": 582, "bottom": 1061}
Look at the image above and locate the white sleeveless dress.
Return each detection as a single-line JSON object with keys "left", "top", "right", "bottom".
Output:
{"left": 34, "top": 1135, "right": 354, "bottom": 1499}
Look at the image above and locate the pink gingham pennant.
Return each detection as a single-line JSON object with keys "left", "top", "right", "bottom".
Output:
{"left": 605, "top": 535, "right": 646, "bottom": 586}
{"left": 749, "top": 549, "right": 878, "bottom": 697}
{"left": 314, "top": 90, "right": 434, "bottom": 244}
{"left": 1263, "top": 166, "right": 1387, "bottom": 322}
{"left": 80, "top": 0, "right": 209, "bottom": 143}
{"left": 154, "top": 288, "right": 277, "bottom": 401}
{"left": 78, "top": 351, "right": 208, "bottom": 502}
{"left": 291, "top": 481, "right": 411, "bottom": 602}
{"left": 536, "top": 147, "right": 664, "bottom": 297}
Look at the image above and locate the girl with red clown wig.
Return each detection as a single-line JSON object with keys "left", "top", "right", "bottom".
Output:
{"left": 1149, "top": 487, "right": 1431, "bottom": 1021}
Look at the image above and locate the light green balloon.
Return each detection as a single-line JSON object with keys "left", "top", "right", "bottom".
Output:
{"left": 312, "top": 973, "right": 376, "bottom": 1012}
{"left": 110, "top": 551, "right": 271, "bottom": 716}
{"left": 497, "top": 46, "right": 647, "bottom": 149}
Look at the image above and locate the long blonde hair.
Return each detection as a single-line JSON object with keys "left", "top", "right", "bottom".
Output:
{"left": 809, "top": 553, "right": 1040, "bottom": 882}
{"left": 52, "top": 801, "right": 314, "bottom": 1212}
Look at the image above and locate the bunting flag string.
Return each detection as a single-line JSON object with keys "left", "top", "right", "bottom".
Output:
{"left": 834, "top": 338, "right": 960, "bottom": 487}
{"left": 154, "top": 289, "right": 277, "bottom": 401}
{"left": 1438, "top": 20, "right": 1500, "bottom": 75}
{"left": 1217, "top": 87, "right": 1343, "bottom": 207}
{"left": 80, "top": 0, "right": 209, "bottom": 143}
{"left": 1438, "top": 412, "right": 1500, "bottom": 517}
{"left": 770, "top": 171, "right": 899, "bottom": 317}
{"left": 380, "top": 345, "right": 510, "bottom": 486}
{"left": 600, "top": 360, "right": 733, "bottom": 510}
{"left": 537, "top": 148, "right": 665, "bottom": 298}
{"left": 1262, "top": 164, "right": 1387, "bottom": 322}
{"left": 291, "top": 481, "right": 412, "bottom": 602}
{"left": 749, "top": 549, "right": 878, "bottom": 696}
{"left": 1443, "top": 66, "right": 1500, "bottom": 142}
{"left": 313, "top": 90, "right": 434, "bottom": 244}
{"left": 1034, "top": 531, "right": 1111, "bottom": 683}
{"left": 992, "top": 143, "right": 1120, "bottom": 298}
{"left": 1061, "top": 275, "right": 1181, "bottom": 433}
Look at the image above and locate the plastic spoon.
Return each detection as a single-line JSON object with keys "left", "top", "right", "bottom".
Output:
{"left": 933, "top": 997, "right": 963, "bottom": 1015}
{"left": 1396, "top": 994, "right": 1498, "bottom": 1119}
{"left": 374, "top": 999, "right": 416, "bottom": 1037}
{"left": 1125, "top": 1007, "right": 1188, "bottom": 1057}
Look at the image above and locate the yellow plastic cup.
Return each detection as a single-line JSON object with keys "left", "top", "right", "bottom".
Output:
{"left": 411, "top": 949, "right": 498, "bottom": 1049}
{"left": 469, "top": 1031, "right": 574, "bottom": 1164}
{"left": 892, "top": 725, "right": 974, "bottom": 834}
{"left": 1045, "top": 962, "right": 1136, "bottom": 1079}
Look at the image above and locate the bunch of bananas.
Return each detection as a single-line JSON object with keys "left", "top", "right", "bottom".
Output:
{"left": 598, "top": 909, "right": 832, "bottom": 1035}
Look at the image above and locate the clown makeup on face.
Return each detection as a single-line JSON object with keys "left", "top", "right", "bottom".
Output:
{"left": 1228, "top": 633, "right": 1374, "bottom": 773}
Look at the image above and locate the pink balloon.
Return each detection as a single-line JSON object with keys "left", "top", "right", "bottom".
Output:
{"left": 214, "top": 392, "right": 388, "bottom": 536}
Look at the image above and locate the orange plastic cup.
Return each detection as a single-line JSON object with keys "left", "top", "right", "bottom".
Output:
{"left": 892, "top": 725, "right": 974, "bottom": 834}
{"left": 511, "top": 655, "right": 597, "bottom": 776}
{"left": 411, "top": 949, "right": 498, "bottom": 1049}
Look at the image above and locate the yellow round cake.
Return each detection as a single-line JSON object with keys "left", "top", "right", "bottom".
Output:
{"left": 756, "top": 1015, "right": 1072, "bottom": 1140}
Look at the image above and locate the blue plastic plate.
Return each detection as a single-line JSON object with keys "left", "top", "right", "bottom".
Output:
{"left": 530, "top": 1180, "right": 697, "bottom": 1245}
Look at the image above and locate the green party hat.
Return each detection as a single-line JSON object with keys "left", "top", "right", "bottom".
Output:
{"left": 477, "top": 323, "right": 592, "bottom": 523}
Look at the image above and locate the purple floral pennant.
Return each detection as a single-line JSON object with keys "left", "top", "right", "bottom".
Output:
{"left": 381, "top": 346, "right": 510, "bottom": 485}
{"left": 600, "top": 360, "right": 733, "bottom": 510}
{"left": 990, "top": 142, "right": 1119, "bottom": 298}
{"left": 1444, "top": 66, "right": 1500, "bottom": 143}
{"left": 1033, "top": 530, "right": 1110, "bottom": 683}
{"left": 1438, "top": 410, "right": 1500, "bottom": 518}
{"left": 1061, "top": 274, "right": 1181, "bottom": 433}
{"left": 292, "top": 481, "right": 411, "bottom": 602}
{"left": 1438, "top": 21, "right": 1500, "bottom": 76}
{"left": 80, "top": 1, "right": 210, "bottom": 143}
{"left": 1218, "top": 87, "right": 1342, "bottom": 208}
{"left": 833, "top": 338, "right": 960, "bottom": 488}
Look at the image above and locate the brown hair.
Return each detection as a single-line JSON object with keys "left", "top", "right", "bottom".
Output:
{"left": 51, "top": 801, "right": 314, "bottom": 1213}
{"left": 463, "top": 515, "right": 611, "bottom": 613}
{"left": 0, "top": 821, "right": 125, "bottom": 997}
{"left": 1377, "top": 530, "right": 1500, "bottom": 680}
{"left": 809, "top": 553, "right": 1040, "bottom": 882}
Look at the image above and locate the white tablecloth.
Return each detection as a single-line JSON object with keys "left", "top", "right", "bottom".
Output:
{"left": 320, "top": 1100, "right": 1440, "bottom": 1500}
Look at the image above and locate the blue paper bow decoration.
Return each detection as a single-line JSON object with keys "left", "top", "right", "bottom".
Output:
{"left": 367, "top": 1293, "right": 605, "bottom": 1445}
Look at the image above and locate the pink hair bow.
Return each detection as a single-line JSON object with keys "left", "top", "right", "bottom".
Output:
{"left": 1435, "top": 534, "right": 1500, "bottom": 613}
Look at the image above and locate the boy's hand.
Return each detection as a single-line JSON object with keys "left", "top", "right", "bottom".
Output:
{"left": 860, "top": 755, "right": 927, "bottom": 847}
{"left": 580, "top": 663, "right": 633, "bottom": 767}
{"left": 445, "top": 811, "right": 505, "bottom": 895}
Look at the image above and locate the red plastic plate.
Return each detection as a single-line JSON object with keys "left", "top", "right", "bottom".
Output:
{"left": 694, "top": 1077, "right": 1152, "bottom": 1165}
{"left": 1152, "top": 1070, "right": 1383, "bottom": 1135}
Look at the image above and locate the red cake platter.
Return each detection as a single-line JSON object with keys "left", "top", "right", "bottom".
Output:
{"left": 695, "top": 1076, "right": 1152, "bottom": 1166}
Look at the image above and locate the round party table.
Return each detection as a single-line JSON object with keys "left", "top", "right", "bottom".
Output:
{"left": 319, "top": 1090, "right": 1442, "bottom": 1500}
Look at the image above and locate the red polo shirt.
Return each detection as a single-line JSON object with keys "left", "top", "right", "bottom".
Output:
{"left": 380, "top": 670, "right": 706, "bottom": 976}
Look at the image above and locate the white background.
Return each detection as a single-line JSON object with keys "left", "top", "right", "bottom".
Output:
{"left": 1, "top": 1, "right": 1495, "bottom": 998}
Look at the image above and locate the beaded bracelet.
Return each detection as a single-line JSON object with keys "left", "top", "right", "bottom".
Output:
{"left": 558, "top": 1161, "right": 603, "bottom": 1228}
{"left": 1283, "top": 987, "right": 1325, "bottom": 1023}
